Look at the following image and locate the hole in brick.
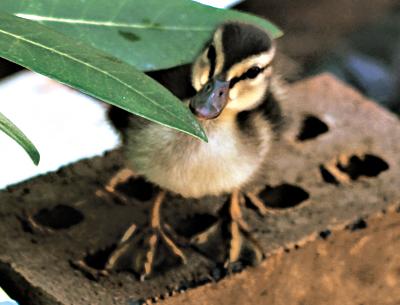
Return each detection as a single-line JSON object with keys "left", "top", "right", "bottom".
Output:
{"left": 33, "top": 205, "right": 84, "bottom": 230}
{"left": 347, "top": 218, "right": 368, "bottom": 231}
{"left": 319, "top": 230, "right": 332, "bottom": 239}
{"left": 175, "top": 213, "right": 218, "bottom": 238}
{"left": 297, "top": 115, "right": 329, "bottom": 141}
{"left": 337, "top": 154, "right": 389, "bottom": 180}
{"left": 319, "top": 165, "right": 339, "bottom": 185}
{"left": 258, "top": 184, "right": 309, "bottom": 208}
{"left": 83, "top": 244, "right": 116, "bottom": 270}
{"left": 115, "top": 177, "right": 154, "bottom": 201}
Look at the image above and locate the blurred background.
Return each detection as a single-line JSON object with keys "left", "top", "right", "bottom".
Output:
{"left": 235, "top": 0, "right": 400, "bottom": 113}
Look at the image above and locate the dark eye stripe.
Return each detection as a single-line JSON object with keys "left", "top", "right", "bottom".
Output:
{"left": 245, "top": 66, "right": 262, "bottom": 79}
{"left": 229, "top": 66, "right": 266, "bottom": 88}
{"left": 207, "top": 44, "right": 216, "bottom": 79}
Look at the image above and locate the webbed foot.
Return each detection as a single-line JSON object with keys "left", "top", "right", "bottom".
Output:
{"left": 109, "top": 190, "right": 187, "bottom": 280}
{"left": 191, "top": 190, "right": 269, "bottom": 269}
{"left": 76, "top": 190, "right": 187, "bottom": 280}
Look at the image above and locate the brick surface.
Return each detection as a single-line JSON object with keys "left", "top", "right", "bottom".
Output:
{"left": 0, "top": 74, "right": 399, "bottom": 305}
{"left": 160, "top": 209, "right": 400, "bottom": 305}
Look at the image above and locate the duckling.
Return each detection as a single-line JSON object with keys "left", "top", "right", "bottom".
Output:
{"left": 102, "top": 21, "right": 285, "bottom": 280}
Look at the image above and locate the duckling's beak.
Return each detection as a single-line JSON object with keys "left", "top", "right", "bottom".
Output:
{"left": 189, "top": 78, "right": 230, "bottom": 119}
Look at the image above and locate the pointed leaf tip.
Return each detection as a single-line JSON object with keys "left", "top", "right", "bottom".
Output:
{"left": 0, "top": 112, "right": 40, "bottom": 165}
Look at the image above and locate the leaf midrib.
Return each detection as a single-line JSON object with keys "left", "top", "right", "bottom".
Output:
{"left": 0, "top": 27, "right": 193, "bottom": 128}
{"left": 16, "top": 14, "right": 214, "bottom": 31}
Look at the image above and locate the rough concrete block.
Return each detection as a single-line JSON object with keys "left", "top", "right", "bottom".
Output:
{"left": 160, "top": 209, "right": 400, "bottom": 305}
{"left": 0, "top": 74, "right": 399, "bottom": 305}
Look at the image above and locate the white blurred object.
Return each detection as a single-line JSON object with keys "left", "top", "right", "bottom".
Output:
{"left": 0, "top": 287, "right": 18, "bottom": 304}
{"left": 193, "top": 0, "right": 243, "bottom": 8}
{"left": 0, "top": 71, "right": 121, "bottom": 189}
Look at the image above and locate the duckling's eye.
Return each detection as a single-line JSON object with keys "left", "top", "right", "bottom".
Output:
{"left": 229, "top": 66, "right": 263, "bottom": 88}
{"left": 245, "top": 66, "right": 262, "bottom": 79}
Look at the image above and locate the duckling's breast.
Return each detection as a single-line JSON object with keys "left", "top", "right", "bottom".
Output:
{"left": 125, "top": 117, "right": 272, "bottom": 198}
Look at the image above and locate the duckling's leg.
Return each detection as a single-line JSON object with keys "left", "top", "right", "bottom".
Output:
{"left": 95, "top": 168, "right": 136, "bottom": 204}
{"left": 138, "top": 190, "right": 187, "bottom": 280}
{"left": 227, "top": 190, "right": 264, "bottom": 266}
{"left": 103, "top": 190, "right": 187, "bottom": 280}
{"left": 245, "top": 191, "right": 276, "bottom": 216}
{"left": 105, "top": 168, "right": 136, "bottom": 194}
{"left": 324, "top": 156, "right": 351, "bottom": 185}
{"left": 191, "top": 190, "right": 265, "bottom": 266}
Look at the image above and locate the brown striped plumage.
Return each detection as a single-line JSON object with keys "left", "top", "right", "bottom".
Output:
{"left": 102, "top": 22, "right": 287, "bottom": 280}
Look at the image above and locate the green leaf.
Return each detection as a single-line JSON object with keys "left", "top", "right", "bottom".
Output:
{"left": 0, "top": 0, "right": 283, "bottom": 71}
{"left": 0, "top": 12, "right": 207, "bottom": 141}
{"left": 0, "top": 112, "right": 40, "bottom": 165}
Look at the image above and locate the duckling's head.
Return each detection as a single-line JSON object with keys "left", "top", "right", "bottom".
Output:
{"left": 190, "top": 22, "right": 276, "bottom": 120}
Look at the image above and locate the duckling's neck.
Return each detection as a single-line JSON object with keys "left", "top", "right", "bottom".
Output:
{"left": 199, "top": 108, "right": 237, "bottom": 131}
